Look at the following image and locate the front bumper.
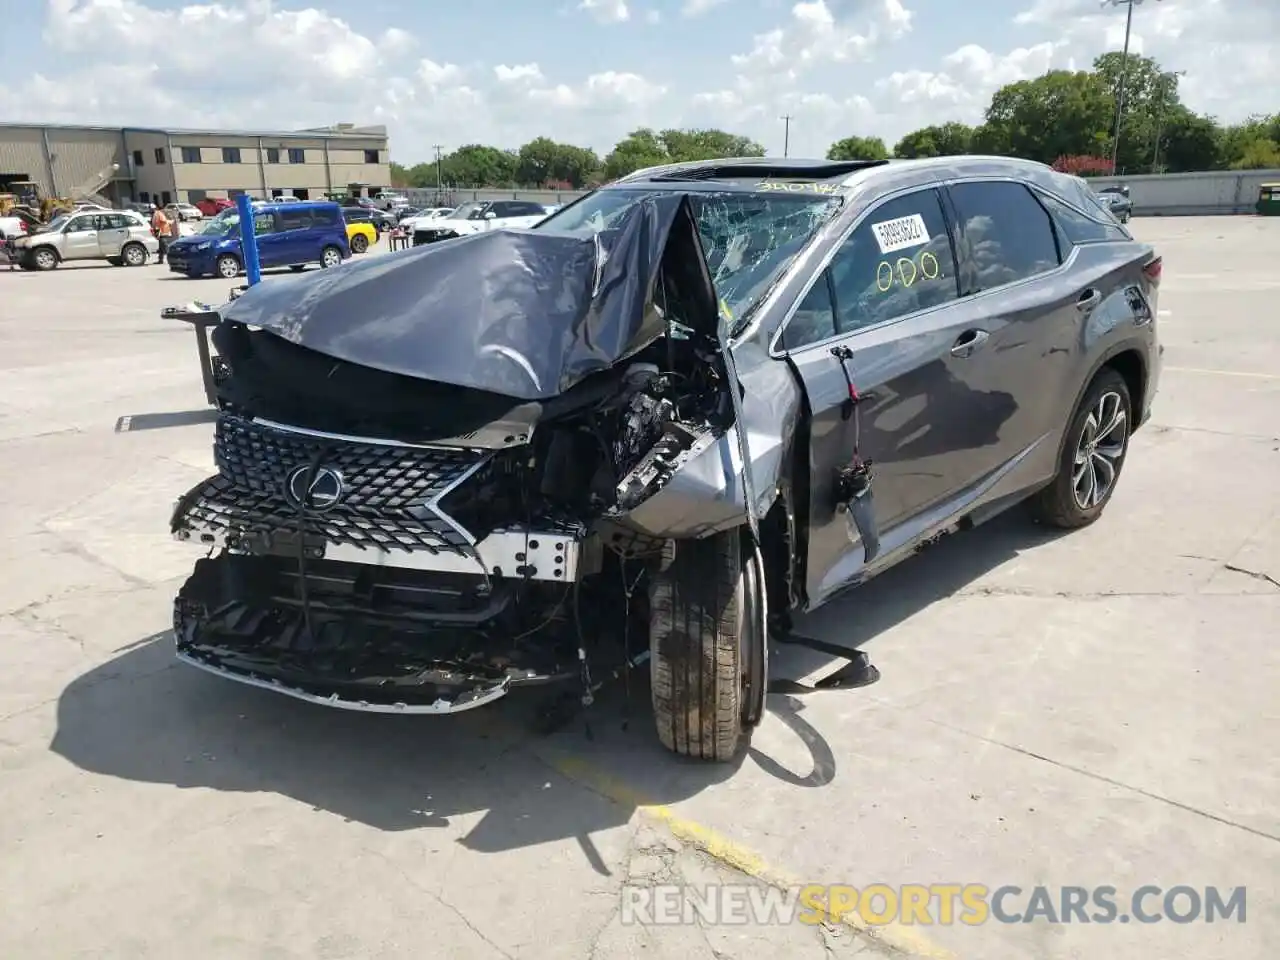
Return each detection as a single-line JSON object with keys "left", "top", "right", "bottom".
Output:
{"left": 170, "top": 415, "right": 591, "bottom": 712}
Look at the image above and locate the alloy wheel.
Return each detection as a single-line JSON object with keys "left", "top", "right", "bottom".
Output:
{"left": 1072, "top": 390, "right": 1128, "bottom": 510}
{"left": 321, "top": 247, "right": 341, "bottom": 267}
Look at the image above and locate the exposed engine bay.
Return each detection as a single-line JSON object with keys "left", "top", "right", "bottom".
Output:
{"left": 170, "top": 195, "right": 744, "bottom": 713}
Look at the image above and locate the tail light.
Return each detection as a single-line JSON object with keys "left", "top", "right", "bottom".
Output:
{"left": 1143, "top": 256, "right": 1162, "bottom": 284}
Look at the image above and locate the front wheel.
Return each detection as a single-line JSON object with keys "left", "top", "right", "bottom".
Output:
{"left": 215, "top": 254, "right": 241, "bottom": 279}
{"left": 1028, "top": 367, "right": 1132, "bottom": 529}
{"left": 31, "top": 247, "right": 58, "bottom": 271}
{"left": 320, "top": 245, "right": 343, "bottom": 268}
{"left": 649, "top": 527, "right": 767, "bottom": 762}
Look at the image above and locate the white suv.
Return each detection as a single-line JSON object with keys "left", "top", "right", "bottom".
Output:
{"left": 410, "top": 200, "right": 549, "bottom": 245}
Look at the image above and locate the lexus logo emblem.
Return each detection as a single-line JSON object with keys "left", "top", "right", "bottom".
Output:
{"left": 284, "top": 465, "right": 345, "bottom": 512}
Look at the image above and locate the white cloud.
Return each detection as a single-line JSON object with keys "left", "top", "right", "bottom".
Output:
{"left": 730, "top": 0, "right": 913, "bottom": 86}
{"left": 1, "top": 0, "right": 1273, "bottom": 170}
{"left": 578, "top": 0, "right": 630, "bottom": 23}
{"left": 682, "top": 0, "right": 727, "bottom": 16}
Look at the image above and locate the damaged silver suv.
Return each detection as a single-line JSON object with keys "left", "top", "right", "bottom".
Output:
{"left": 169, "top": 156, "right": 1162, "bottom": 761}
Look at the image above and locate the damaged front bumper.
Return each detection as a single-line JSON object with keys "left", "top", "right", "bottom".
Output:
{"left": 171, "top": 415, "right": 593, "bottom": 713}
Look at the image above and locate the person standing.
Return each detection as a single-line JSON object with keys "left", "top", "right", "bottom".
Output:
{"left": 151, "top": 204, "right": 171, "bottom": 264}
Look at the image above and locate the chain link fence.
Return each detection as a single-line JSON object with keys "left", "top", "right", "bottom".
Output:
{"left": 400, "top": 186, "right": 591, "bottom": 207}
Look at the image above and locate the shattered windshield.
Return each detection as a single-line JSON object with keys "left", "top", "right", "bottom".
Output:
{"left": 537, "top": 188, "right": 841, "bottom": 329}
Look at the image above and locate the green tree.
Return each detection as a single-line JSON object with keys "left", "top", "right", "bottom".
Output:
{"left": 982, "top": 70, "right": 1113, "bottom": 165}
{"left": 1155, "top": 108, "right": 1220, "bottom": 173}
{"left": 893, "top": 122, "right": 974, "bottom": 159}
{"left": 659, "top": 128, "right": 765, "bottom": 161}
{"left": 440, "top": 145, "right": 517, "bottom": 186}
{"left": 514, "top": 138, "right": 601, "bottom": 187}
{"left": 1217, "top": 116, "right": 1280, "bottom": 169}
{"left": 602, "top": 128, "right": 669, "bottom": 180}
{"left": 826, "top": 136, "right": 889, "bottom": 161}
{"left": 404, "top": 162, "right": 442, "bottom": 188}
{"left": 389, "top": 161, "right": 410, "bottom": 187}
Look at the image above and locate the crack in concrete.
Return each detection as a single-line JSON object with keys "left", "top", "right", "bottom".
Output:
{"left": 363, "top": 847, "right": 517, "bottom": 960}
{"left": 918, "top": 715, "right": 1280, "bottom": 845}
{"left": 1222, "top": 563, "right": 1280, "bottom": 590}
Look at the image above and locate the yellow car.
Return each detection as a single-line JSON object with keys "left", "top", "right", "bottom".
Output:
{"left": 345, "top": 220, "right": 377, "bottom": 254}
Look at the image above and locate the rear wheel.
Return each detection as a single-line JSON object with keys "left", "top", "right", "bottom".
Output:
{"left": 1028, "top": 368, "right": 1132, "bottom": 529}
{"left": 121, "top": 242, "right": 147, "bottom": 267}
{"left": 649, "top": 527, "right": 767, "bottom": 762}
{"left": 350, "top": 233, "right": 369, "bottom": 254}
{"left": 320, "top": 245, "right": 343, "bottom": 268}
{"left": 215, "top": 254, "right": 241, "bottom": 279}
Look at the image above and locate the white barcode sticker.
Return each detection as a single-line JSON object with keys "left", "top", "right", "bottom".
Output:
{"left": 870, "top": 213, "right": 930, "bottom": 254}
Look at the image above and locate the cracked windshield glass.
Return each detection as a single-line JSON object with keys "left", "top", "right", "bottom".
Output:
{"left": 538, "top": 189, "right": 841, "bottom": 328}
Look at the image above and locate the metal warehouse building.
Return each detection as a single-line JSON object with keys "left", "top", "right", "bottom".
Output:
{"left": 0, "top": 121, "right": 391, "bottom": 207}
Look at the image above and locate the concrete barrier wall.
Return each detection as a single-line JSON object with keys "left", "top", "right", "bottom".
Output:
{"left": 1084, "top": 169, "right": 1280, "bottom": 216}
{"left": 402, "top": 168, "right": 1280, "bottom": 217}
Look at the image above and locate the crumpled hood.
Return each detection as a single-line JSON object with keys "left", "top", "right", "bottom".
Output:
{"left": 218, "top": 193, "right": 719, "bottom": 401}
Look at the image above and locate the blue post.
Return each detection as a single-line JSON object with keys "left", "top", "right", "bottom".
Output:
{"left": 234, "top": 193, "right": 262, "bottom": 286}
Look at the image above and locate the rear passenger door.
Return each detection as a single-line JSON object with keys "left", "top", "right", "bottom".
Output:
{"left": 942, "top": 180, "right": 1081, "bottom": 484}
{"left": 95, "top": 213, "right": 130, "bottom": 257}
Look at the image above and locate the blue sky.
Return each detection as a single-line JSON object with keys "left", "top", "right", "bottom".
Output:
{"left": 1, "top": 0, "right": 1273, "bottom": 164}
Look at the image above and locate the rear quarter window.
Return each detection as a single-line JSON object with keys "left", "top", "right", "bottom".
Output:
{"left": 1036, "top": 191, "right": 1129, "bottom": 244}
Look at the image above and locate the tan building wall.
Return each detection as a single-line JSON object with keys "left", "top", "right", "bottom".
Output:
{"left": 0, "top": 125, "right": 129, "bottom": 204}
{"left": 3, "top": 124, "right": 389, "bottom": 206}
{"left": 122, "top": 129, "right": 177, "bottom": 205}
{"left": 170, "top": 133, "right": 390, "bottom": 201}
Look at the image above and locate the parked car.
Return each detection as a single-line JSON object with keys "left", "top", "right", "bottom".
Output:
{"left": 11, "top": 209, "right": 158, "bottom": 269}
{"left": 1094, "top": 185, "right": 1131, "bottom": 223}
{"left": 340, "top": 209, "right": 378, "bottom": 254}
{"left": 372, "top": 191, "right": 409, "bottom": 211}
{"left": 165, "top": 202, "right": 204, "bottom": 222}
{"left": 169, "top": 155, "right": 1161, "bottom": 761}
{"left": 270, "top": 195, "right": 302, "bottom": 203}
{"left": 195, "top": 197, "right": 234, "bottom": 217}
{"left": 398, "top": 207, "right": 453, "bottom": 231}
{"left": 411, "top": 199, "right": 549, "bottom": 245}
{"left": 165, "top": 200, "right": 350, "bottom": 278}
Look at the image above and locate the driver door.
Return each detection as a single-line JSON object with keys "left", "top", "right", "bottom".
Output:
{"left": 61, "top": 215, "right": 100, "bottom": 260}
{"left": 779, "top": 187, "right": 1014, "bottom": 608}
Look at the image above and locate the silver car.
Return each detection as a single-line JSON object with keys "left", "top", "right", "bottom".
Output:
{"left": 13, "top": 210, "right": 159, "bottom": 270}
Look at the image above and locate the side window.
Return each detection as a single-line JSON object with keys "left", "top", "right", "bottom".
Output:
{"left": 948, "top": 182, "right": 1061, "bottom": 294}
{"left": 279, "top": 210, "right": 312, "bottom": 231}
{"left": 311, "top": 206, "right": 339, "bottom": 226}
{"left": 489, "top": 202, "right": 515, "bottom": 217}
{"left": 253, "top": 213, "right": 276, "bottom": 235}
{"left": 101, "top": 214, "right": 129, "bottom": 229}
{"left": 65, "top": 216, "right": 94, "bottom": 233}
{"left": 827, "top": 188, "right": 959, "bottom": 334}
{"left": 1036, "top": 191, "right": 1127, "bottom": 244}
{"left": 782, "top": 273, "right": 838, "bottom": 350}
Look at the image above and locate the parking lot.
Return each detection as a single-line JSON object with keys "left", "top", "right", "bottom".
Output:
{"left": 1, "top": 219, "right": 1276, "bottom": 960}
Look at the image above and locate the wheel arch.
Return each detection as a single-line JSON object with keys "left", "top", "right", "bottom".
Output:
{"left": 1054, "top": 342, "right": 1148, "bottom": 469}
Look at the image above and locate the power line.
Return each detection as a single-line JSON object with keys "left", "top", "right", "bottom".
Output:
{"left": 780, "top": 115, "right": 793, "bottom": 158}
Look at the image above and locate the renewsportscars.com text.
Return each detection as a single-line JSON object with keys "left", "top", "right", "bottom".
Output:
{"left": 620, "top": 883, "right": 1247, "bottom": 927}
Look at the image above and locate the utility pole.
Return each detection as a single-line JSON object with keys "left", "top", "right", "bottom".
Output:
{"left": 432, "top": 144, "right": 444, "bottom": 196}
{"left": 1105, "top": 0, "right": 1163, "bottom": 175}
{"left": 780, "top": 115, "right": 792, "bottom": 158}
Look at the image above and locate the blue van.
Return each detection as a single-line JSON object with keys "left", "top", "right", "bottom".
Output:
{"left": 166, "top": 200, "right": 351, "bottom": 279}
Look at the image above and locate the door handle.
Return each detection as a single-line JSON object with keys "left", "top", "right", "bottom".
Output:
{"left": 949, "top": 329, "right": 989, "bottom": 359}
{"left": 1077, "top": 288, "right": 1101, "bottom": 311}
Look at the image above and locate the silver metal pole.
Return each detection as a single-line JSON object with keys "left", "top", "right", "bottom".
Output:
{"left": 1109, "top": 0, "right": 1135, "bottom": 174}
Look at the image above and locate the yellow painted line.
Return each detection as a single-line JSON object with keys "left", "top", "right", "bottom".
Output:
{"left": 544, "top": 750, "right": 957, "bottom": 959}
{"left": 1163, "top": 366, "right": 1280, "bottom": 381}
